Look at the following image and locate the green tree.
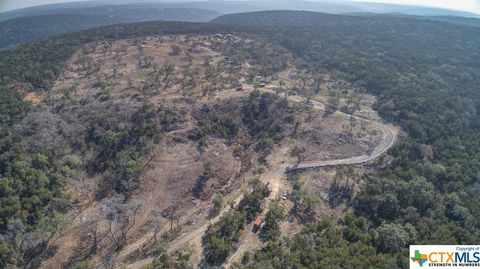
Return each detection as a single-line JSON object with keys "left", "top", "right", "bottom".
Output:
{"left": 212, "top": 193, "right": 224, "bottom": 212}
{"left": 377, "top": 223, "right": 417, "bottom": 253}
{"left": 261, "top": 201, "right": 286, "bottom": 241}
{"left": 170, "top": 44, "right": 182, "bottom": 56}
{"left": 202, "top": 235, "right": 232, "bottom": 265}
{"left": 291, "top": 145, "right": 306, "bottom": 165}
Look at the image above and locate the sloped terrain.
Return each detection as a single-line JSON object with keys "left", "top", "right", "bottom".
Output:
{"left": 16, "top": 33, "right": 391, "bottom": 268}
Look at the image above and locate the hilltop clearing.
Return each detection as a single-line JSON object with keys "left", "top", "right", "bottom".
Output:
{"left": 25, "top": 34, "right": 397, "bottom": 268}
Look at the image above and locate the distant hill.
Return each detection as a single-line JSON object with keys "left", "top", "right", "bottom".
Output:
{"left": 211, "top": 10, "right": 374, "bottom": 27}
{"left": 423, "top": 16, "right": 480, "bottom": 27}
{"left": 344, "top": 12, "right": 480, "bottom": 28}
{"left": 2, "top": 0, "right": 477, "bottom": 22}
{"left": 0, "top": 5, "right": 218, "bottom": 48}
{"left": 211, "top": 10, "right": 480, "bottom": 30}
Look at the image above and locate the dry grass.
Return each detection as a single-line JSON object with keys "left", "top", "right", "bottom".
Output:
{"left": 23, "top": 91, "right": 44, "bottom": 104}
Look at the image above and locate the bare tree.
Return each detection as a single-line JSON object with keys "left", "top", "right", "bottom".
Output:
{"left": 102, "top": 41, "right": 111, "bottom": 58}
{"left": 291, "top": 145, "right": 306, "bottom": 165}
{"left": 137, "top": 45, "right": 145, "bottom": 56}
{"left": 344, "top": 91, "right": 361, "bottom": 115}
{"left": 301, "top": 87, "right": 315, "bottom": 105}
{"left": 74, "top": 171, "right": 97, "bottom": 208}
{"left": 4, "top": 219, "right": 28, "bottom": 264}
{"left": 110, "top": 199, "right": 143, "bottom": 250}
{"left": 333, "top": 165, "right": 357, "bottom": 190}
{"left": 359, "top": 119, "right": 368, "bottom": 136}
{"left": 326, "top": 92, "right": 340, "bottom": 115}
{"left": 367, "top": 129, "right": 379, "bottom": 154}
{"left": 84, "top": 214, "right": 107, "bottom": 256}
{"left": 149, "top": 208, "right": 163, "bottom": 244}
{"left": 99, "top": 196, "right": 143, "bottom": 250}
{"left": 274, "top": 81, "right": 291, "bottom": 102}
{"left": 311, "top": 72, "right": 325, "bottom": 94}
{"left": 164, "top": 200, "right": 181, "bottom": 231}
{"left": 348, "top": 115, "right": 357, "bottom": 138}
{"left": 294, "top": 72, "right": 309, "bottom": 91}
{"left": 181, "top": 67, "right": 199, "bottom": 87}
{"left": 100, "top": 195, "right": 122, "bottom": 243}
{"left": 139, "top": 55, "right": 155, "bottom": 69}
{"left": 162, "top": 62, "right": 175, "bottom": 87}
{"left": 100, "top": 250, "right": 118, "bottom": 269}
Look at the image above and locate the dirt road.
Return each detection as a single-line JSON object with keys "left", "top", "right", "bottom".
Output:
{"left": 295, "top": 116, "right": 397, "bottom": 169}
{"left": 278, "top": 94, "right": 398, "bottom": 170}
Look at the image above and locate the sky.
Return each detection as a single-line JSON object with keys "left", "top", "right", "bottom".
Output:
{"left": 0, "top": 0, "right": 86, "bottom": 12}
{"left": 1, "top": 0, "right": 480, "bottom": 13}
{"left": 351, "top": 0, "right": 480, "bottom": 13}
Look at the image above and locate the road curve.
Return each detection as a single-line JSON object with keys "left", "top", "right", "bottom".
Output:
{"left": 294, "top": 120, "right": 397, "bottom": 169}
{"left": 284, "top": 95, "right": 398, "bottom": 170}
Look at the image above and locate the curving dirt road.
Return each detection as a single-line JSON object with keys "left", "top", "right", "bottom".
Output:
{"left": 277, "top": 94, "right": 398, "bottom": 170}
{"left": 294, "top": 103, "right": 397, "bottom": 169}
{"left": 295, "top": 121, "right": 396, "bottom": 169}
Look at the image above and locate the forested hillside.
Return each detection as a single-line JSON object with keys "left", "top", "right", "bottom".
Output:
{"left": 348, "top": 13, "right": 480, "bottom": 28}
{"left": 424, "top": 15, "right": 480, "bottom": 27}
{"left": 1, "top": 10, "right": 480, "bottom": 268}
{"left": 0, "top": 6, "right": 219, "bottom": 48}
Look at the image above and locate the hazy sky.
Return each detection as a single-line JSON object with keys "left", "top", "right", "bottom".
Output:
{"left": 0, "top": 0, "right": 86, "bottom": 12}
{"left": 351, "top": 0, "right": 480, "bottom": 13}
{"left": 1, "top": 0, "right": 480, "bottom": 13}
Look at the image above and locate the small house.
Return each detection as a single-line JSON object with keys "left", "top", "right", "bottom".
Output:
{"left": 253, "top": 214, "right": 265, "bottom": 232}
